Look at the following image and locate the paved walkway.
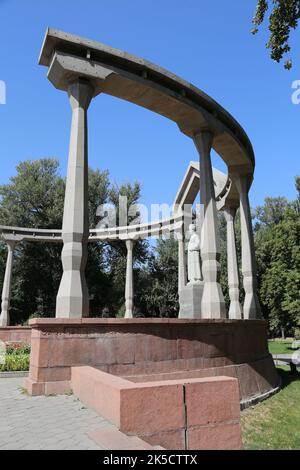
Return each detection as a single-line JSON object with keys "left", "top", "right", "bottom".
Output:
{"left": 0, "top": 377, "right": 109, "bottom": 450}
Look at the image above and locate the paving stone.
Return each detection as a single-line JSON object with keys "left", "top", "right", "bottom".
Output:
{"left": 0, "top": 378, "right": 109, "bottom": 450}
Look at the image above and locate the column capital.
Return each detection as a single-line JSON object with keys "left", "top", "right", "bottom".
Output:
{"left": 68, "top": 79, "right": 94, "bottom": 110}
{"left": 125, "top": 239, "right": 135, "bottom": 250}
{"left": 6, "top": 240, "right": 17, "bottom": 250}
{"left": 193, "top": 128, "right": 214, "bottom": 154}
{"left": 231, "top": 173, "right": 253, "bottom": 195}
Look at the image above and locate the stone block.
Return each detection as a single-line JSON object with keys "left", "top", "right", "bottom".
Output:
{"left": 185, "top": 376, "right": 240, "bottom": 427}
{"left": 142, "top": 429, "right": 185, "bottom": 450}
{"left": 88, "top": 426, "right": 160, "bottom": 450}
{"left": 120, "top": 382, "right": 184, "bottom": 435}
{"left": 44, "top": 380, "right": 72, "bottom": 395}
{"left": 71, "top": 366, "right": 123, "bottom": 427}
{"left": 23, "top": 377, "right": 45, "bottom": 396}
{"left": 187, "top": 422, "right": 243, "bottom": 450}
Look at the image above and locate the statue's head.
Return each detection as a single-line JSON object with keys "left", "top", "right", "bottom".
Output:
{"left": 189, "top": 224, "right": 196, "bottom": 233}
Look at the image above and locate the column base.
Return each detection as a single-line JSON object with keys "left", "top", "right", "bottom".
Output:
{"left": 243, "top": 293, "right": 262, "bottom": 320}
{"left": 0, "top": 316, "right": 8, "bottom": 327}
{"left": 24, "top": 377, "right": 72, "bottom": 396}
{"left": 201, "top": 282, "right": 227, "bottom": 319}
{"left": 56, "top": 270, "right": 89, "bottom": 318}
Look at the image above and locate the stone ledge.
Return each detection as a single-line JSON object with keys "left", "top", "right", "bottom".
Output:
{"left": 70, "top": 366, "right": 243, "bottom": 450}
{"left": 29, "top": 318, "right": 266, "bottom": 327}
{"left": 88, "top": 425, "right": 164, "bottom": 450}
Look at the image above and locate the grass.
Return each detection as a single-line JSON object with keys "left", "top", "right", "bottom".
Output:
{"left": 268, "top": 340, "right": 294, "bottom": 355}
{"left": 241, "top": 368, "right": 300, "bottom": 450}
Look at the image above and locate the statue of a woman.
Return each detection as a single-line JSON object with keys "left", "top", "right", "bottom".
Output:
{"left": 187, "top": 224, "right": 202, "bottom": 284}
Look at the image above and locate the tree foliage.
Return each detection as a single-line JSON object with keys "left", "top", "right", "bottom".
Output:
{"left": 137, "top": 237, "right": 179, "bottom": 317}
{"left": 252, "top": 0, "right": 300, "bottom": 69}
{"left": 254, "top": 178, "right": 300, "bottom": 336}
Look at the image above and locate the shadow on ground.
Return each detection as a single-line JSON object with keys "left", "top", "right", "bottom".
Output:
{"left": 277, "top": 367, "right": 300, "bottom": 390}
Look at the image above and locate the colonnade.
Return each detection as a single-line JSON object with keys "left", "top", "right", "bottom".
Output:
{"left": 0, "top": 79, "right": 261, "bottom": 325}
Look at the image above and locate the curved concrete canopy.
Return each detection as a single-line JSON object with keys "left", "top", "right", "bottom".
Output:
{"left": 39, "top": 28, "right": 255, "bottom": 181}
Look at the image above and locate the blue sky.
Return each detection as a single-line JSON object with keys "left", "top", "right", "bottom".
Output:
{"left": 0, "top": 0, "right": 299, "bottom": 214}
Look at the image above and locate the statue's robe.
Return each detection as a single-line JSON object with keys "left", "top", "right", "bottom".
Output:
{"left": 187, "top": 233, "right": 202, "bottom": 283}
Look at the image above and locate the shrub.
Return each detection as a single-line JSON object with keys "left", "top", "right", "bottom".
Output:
{"left": 294, "top": 328, "right": 300, "bottom": 341}
{"left": 0, "top": 354, "right": 30, "bottom": 372}
{"left": 5, "top": 342, "right": 31, "bottom": 355}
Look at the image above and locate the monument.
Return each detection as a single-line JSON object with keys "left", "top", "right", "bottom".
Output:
{"left": 0, "top": 29, "right": 280, "bottom": 450}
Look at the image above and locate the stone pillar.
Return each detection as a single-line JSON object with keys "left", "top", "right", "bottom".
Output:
{"left": 193, "top": 130, "right": 226, "bottom": 318}
{"left": 0, "top": 241, "right": 16, "bottom": 327}
{"left": 125, "top": 239, "right": 134, "bottom": 318}
{"left": 233, "top": 175, "right": 261, "bottom": 319}
{"left": 224, "top": 207, "right": 242, "bottom": 319}
{"left": 177, "top": 230, "right": 187, "bottom": 293}
{"left": 56, "top": 79, "right": 94, "bottom": 318}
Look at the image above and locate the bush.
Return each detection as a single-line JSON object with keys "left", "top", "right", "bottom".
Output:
{"left": 293, "top": 328, "right": 300, "bottom": 341}
{"left": 0, "top": 353, "right": 30, "bottom": 371}
{"left": 0, "top": 342, "right": 30, "bottom": 372}
{"left": 5, "top": 342, "right": 31, "bottom": 355}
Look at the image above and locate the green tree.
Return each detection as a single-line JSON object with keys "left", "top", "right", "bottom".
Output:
{"left": 0, "top": 159, "right": 64, "bottom": 229}
{"left": 0, "top": 159, "right": 111, "bottom": 323}
{"left": 86, "top": 168, "right": 111, "bottom": 317}
{"left": 252, "top": 0, "right": 300, "bottom": 69}
{"left": 254, "top": 181, "right": 300, "bottom": 336}
{"left": 254, "top": 197, "right": 290, "bottom": 228}
{"left": 138, "top": 237, "right": 179, "bottom": 317}
{"left": 102, "top": 181, "right": 150, "bottom": 316}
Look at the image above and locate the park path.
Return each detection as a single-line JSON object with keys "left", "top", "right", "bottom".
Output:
{"left": 0, "top": 377, "right": 109, "bottom": 450}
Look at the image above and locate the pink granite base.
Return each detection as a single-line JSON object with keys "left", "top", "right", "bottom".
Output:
{"left": 24, "top": 318, "right": 280, "bottom": 405}
{"left": 71, "top": 366, "right": 243, "bottom": 450}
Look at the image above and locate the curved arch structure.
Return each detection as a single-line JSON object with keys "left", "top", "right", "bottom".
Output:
{"left": 39, "top": 29, "right": 255, "bottom": 178}
{"left": 0, "top": 30, "right": 279, "bottom": 408}
{"left": 34, "top": 28, "right": 261, "bottom": 321}
{"left": 0, "top": 29, "right": 261, "bottom": 323}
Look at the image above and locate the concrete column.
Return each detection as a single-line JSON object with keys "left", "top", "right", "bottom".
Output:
{"left": 177, "top": 230, "right": 187, "bottom": 293}
{"left": 0, "top": 241, "right": 16, "bottom": 327}
{"left": 56, "top": 79, "right": 94, "bottom": 318}
{"left": 125, "top": 239, "right": 134, "bottom": 318}
{"left": 193, "top": 130, "right": 226, "bottom": 318}
{"left": 224, "top": 207, "right": 242, "bottom": 319}
{"left": 234, "top": 175, "right": 261, "bottom": 319}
